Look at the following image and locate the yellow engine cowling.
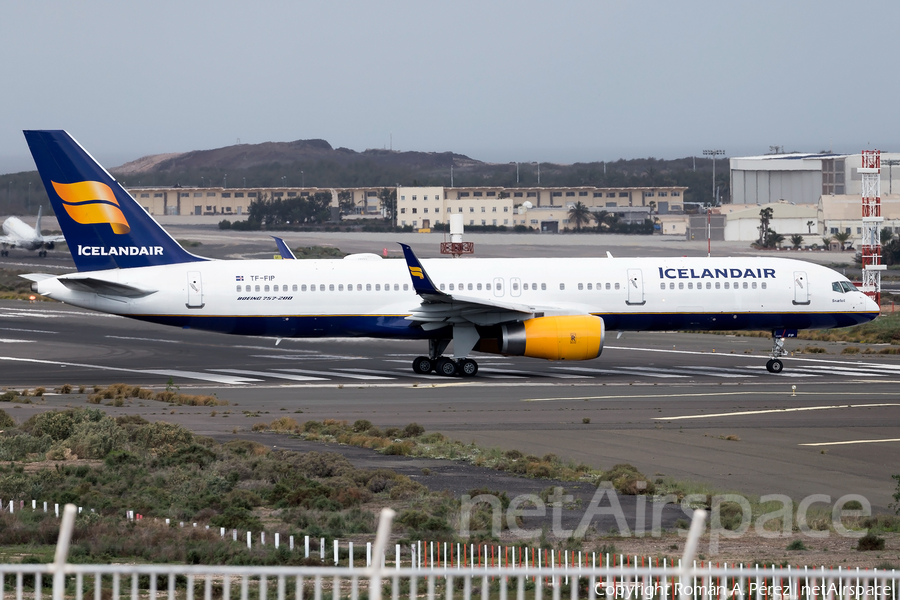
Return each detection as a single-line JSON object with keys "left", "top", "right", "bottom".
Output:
{"left": 499, "top": 315, "right": 605, "bottom": 361}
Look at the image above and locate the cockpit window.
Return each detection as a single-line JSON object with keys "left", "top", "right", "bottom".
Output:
{"left": 841, "top": 281, "right": 856, "bottom": 293}
{"left": 833, "top": 282, "right": 843, "bottom": 293}
{"left": 833, "top": 281, "right": 858, "bottom": 293}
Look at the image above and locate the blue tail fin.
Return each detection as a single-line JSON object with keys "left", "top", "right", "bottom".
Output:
{"left": 24, "top": 130, "right": 206, "bottom": 272}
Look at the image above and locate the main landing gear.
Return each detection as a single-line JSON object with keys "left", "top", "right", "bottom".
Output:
{"left": 765, "top": 334, "right": 787, "bottom": 373}
{"left": 411, "top": 339, "right": 478, "bottom": 377}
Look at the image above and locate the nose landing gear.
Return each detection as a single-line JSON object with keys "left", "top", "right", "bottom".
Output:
{"left": 766, "top": 333, "right": 787, "bottom": 373}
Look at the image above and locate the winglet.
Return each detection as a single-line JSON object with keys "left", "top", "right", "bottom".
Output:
{"left": 271, "top": 236, "right": 296, "bottom": 259}
{"left": 399, "top": 243, "right": 446, "bottom": 297}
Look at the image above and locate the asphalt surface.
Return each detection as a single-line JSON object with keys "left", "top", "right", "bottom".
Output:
{"left": 1, "top": 227, "right": 896, "bottom": 514}
{"left": 2, "top": 299, "right": 899, "bottom": 512}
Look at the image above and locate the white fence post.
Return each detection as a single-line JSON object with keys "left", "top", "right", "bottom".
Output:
{"left": 334, "top": 539, "right": 339, "bottom": 565}
{"left": 304, "top": 535, "right": 309, "bottom": 558}
{"left": 290, "top": 535, "right": 294, "bottom": 551}
{"left": 349, "top": 542, "right": 353, "bottom": 568}
{"left": 246, "top": 531, "right": 251, "bottom": 550}
{"left": 261, "top": 532, "right": 265, "bottom": 546}
{"left": 232, "top": 529, "right": 237, "bottom": 542}
{"left": 366, "top": 542, "right": 371, "bottom": 567}
{"left": 275, "top": 533, "right": 279, "bottom": 549}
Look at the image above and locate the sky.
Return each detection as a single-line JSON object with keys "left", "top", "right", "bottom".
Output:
{"left": 2, "top": 0, "right": 900, "bottom": 174}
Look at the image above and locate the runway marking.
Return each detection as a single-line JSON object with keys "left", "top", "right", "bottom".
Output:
{"left": 274, "top": 368, "right": 394, "bottom": 381}
{"left": 477, "top": 367, "right": 583, "bottom": 379}
{"left": 0, "top": 356, "right": 258, "bottom": 384}
{"left": 655, "top": 403, "right": 900, "bottom": 421}
{"left": 554, "top": 365, "right": 688, "bottom": 378}
{"left": 336, "top": 367, "right": 448, "bottom": 380}
{"left": 0, "top": 327, "right": 57, "bottom": 334}
{"left": 0, "top": 338, "right": 34, "bottom": 343}
{"left": 800, "top": 438, "right": 900, "bottom": 447}
{"left": 619, "top": 366, "right": 746, "bottom": 379}
{"left": 798, "top": 365, "right": 887, "bottom": 377}
{"left": 106, "top": 335, "right": 178, "bottom": 343}
{"left": 250, "top": 354, "right": 359, "bottom": 361}
{"left": 0, "top": 307, "right": 121, "bottom": 319}
{"left": 209, "top": 369, "right": 327, "bottom": 381}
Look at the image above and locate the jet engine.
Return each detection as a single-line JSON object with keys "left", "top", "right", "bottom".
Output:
{"left": 473, "top": 315, "right": 605, "bottom": 361}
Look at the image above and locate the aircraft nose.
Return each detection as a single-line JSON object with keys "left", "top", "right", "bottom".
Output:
{"left": 865, "top": 294, "right": 880, "bottom": 313}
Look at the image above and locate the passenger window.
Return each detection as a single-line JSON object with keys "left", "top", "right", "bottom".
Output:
{"left": 587, "top": 283, "right": 592, "bottom": 290}
{"left": 477, "top": 283, "right": 482, "bottom": 291}
{"left": 752, "top": 282, "right": 757, "bottom": 289}
{"left": 292, "top": 285, "right": 298, "bottom": 292}
{"left": 338, "top": 284, "right": 344, "bottom": 291}
{"left": 615, "top": 283, "right": 620, "bottom": 290}
{"left": 678, "top": 282, "right": 684, "bottom": 289}
{"left": 468, "top": 283, "right": 473, "bottom": 291}
{"left": 761, "top": 282, "right": 767, "bottom": 290}
{"left": 512, "top": 282, "right": 519, "bottom": 291}
{"left": 660, "top": 283, "right": 665, "bottom": 290}
{"left": 578, "top": 283, "right": 584, "bottom": 290}
{"left": 688, "top": 282, "right": 693, "bottom": 289}
{"left": 594, "top": 283, "right": 599, "bottom": 290}
{"left": 246, "top": 285, "right": 251, "bottom": 292}
{"left": 236, "top": 285, "right": 241, "bottom": 292}
{"left": 366, "top": 284, "right": 372, "bottom": 291}
{"left": 255, "top": 285, "right": 260, "bottom": 292}
{"left": 301, "top": 284, "right": 307, "bottom": 292}
{"left": 376, "top": 284, "right": 381, "bottom": 291}
{"left": 715, "top": 282, "right": 720, "bottom": 289}
{"left": 320, "top": 284, "right": 325, "bottom": 291}
{"left": 394, "top": 284, "right": 399, "bottom": 291}
{"left": 403, "top": 284, "right": 409, "bottom": 291}
{"left": 706, "top": 282, "right": 711, "bottom": 289}
{"left": 605, "top": 283, "right": 611, "bottom": 290}
{"left": 743, "top": 282, "right": 748, "bottom": 289}
{"left": 357, "top": 284, "right": 362, "bottom": 291}
{"left": 347, "top": 283, "right": 353, "bottom": 291}
{"left": 265, "top": 285, "right": 270, "bottom": 292}
{"left": 498, "top": 283, "right": 503, "bottom": 290}
{"left": 439, "top": 283, "right": 444, "bottom": 290}
{"left": 669, "top": 282, "right": 675, "bottom": 290}
{"left": 724, "top": 282, "right": 729, "bottom": 289}
{"left": 273, "top": 285, "right": 278, "bottom": 292}
{"left": 486, "top": 283, "right": 491, "bottom": 291}
{"left": 449, "top": 283, "right": 454, "bottom": 291}
{"left": 560, "top": 283, "right": 565, "bottom": 290}
{"left": 541, "top": 283, "right": 547, "bottom": 291}
{"left": 329, "top": 284, "right": 334, "bottom": 291}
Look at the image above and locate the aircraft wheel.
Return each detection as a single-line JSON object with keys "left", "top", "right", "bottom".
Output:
{"left": 435, "top": 357, "right": 458, "bottom": 377}
{"left": 412, "top": 356, "right": 433, "bottom": 374}
{"left": 458, "top": 358, "right": 478, "bottom": 377}
{"left": 769, "top": 359, "right": 784, "bottom": 374}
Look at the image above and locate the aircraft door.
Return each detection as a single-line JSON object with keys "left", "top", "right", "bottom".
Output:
{"left": 493, "top": 277, "right": 504, "bottom": 297}
{"left": 625, "top": 268, "right": 645, "bottom": 305}
{"left": 510, "top": 277, "right": 522, "bottom": 297}
{"left": 186, "top": 271, "right": 205, "bottom": 309}
{"left": 793, "top": 271, "right": 810, "bottom": 305}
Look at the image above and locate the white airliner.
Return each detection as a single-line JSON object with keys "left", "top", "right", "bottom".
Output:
{"left": 21, "top": 130, "right": 880, "bottom": 376}
{"left": 0, "top": 206, "right": 66, "bottom": 257}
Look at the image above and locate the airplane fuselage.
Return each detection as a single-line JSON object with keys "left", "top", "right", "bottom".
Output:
{"left": 32, "top": 255, "right": 878, "bottom": 339}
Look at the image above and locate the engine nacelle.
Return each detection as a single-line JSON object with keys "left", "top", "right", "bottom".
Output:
{"left": 474, "top": 315, "right": 605, "bottom": 361}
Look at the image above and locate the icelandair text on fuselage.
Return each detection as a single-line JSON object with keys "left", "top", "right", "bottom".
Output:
{"left": 658, "top": 267, "right": 776, "bottom": 279}
{"left": 78, "top": 245, "right": 164, "bottom": 256}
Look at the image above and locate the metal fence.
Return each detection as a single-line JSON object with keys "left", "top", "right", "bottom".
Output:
{"left": 2, "top": 506, "right": 896, "bottom": 600}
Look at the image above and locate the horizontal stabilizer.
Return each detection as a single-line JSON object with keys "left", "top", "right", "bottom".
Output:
{"left": 57, "top": 275, "right": 157, "bottom": 298}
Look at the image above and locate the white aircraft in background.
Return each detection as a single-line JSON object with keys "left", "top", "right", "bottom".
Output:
{"left": 0, "top": 206, "right": 66, "bottom": 257}
{"left": 20, "top": 130, "right": 881, "bottom": 376}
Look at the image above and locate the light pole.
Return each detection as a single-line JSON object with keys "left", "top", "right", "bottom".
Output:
{"left": 301, "top": 171, "right": 304, "bottom": 188}
{"left": 532, "top": 162, "right": 540, "bottom": 185}
{"left": 702, "top": 149, "right": 724, "bottom": 204}
{"left": 223, "top": 174, "right": 227, "bottom": 189}
{"left": 884, "top": 159, "right": 900, "bottom": 195}
{"left": 243, "top": 177, "right": 246, "bottom": 188}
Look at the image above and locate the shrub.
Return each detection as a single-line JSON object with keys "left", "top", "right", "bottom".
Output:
{"left": 0, "top": 409, "right": 15, "bottom": 428}
{"left": 857, "top": 532, "right": 885, "bottom": 551}
{"left": 352, "top": 419, "right": 373, "bottom": 432}
{"left": 786, "top": 539, "right": 807, "bottom": 551}
{"left": 402, "top": 423, "right": 425, "bottom": 438}
{"left": 601, "top": 463, "right": 655, "bottom": 495}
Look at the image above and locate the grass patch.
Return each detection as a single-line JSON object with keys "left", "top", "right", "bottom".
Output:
{"left": 0, "top": 408, "right": 458, "bottom": 564}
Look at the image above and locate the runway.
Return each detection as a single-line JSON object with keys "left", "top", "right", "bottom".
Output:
{"left": 2, "top": 298, "right": 899, "bottom": 512}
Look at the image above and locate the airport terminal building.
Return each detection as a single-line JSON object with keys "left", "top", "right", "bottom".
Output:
{"left": 124, "top": 184, "right": 687, "bottom": 233}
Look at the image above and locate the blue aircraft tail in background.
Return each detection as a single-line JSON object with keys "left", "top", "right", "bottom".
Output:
{"left": 24, "top": 130, "right": 206, "bottom": 272}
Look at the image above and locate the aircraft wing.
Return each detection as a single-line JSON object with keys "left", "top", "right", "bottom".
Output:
{"left": 400, "top": 243, "right": 537, "bottom": 329}
{"left": 40, "top": 235, "right": 67, "bottom": 244}
{"left": 0, "top": 235, "right": 25, "bottom": 248}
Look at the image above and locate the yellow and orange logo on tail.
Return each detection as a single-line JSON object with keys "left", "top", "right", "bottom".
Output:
{"left": 51, "top": 181, "right": 130, "bottom": 234}
{"left": 409, "top": 266, "right": 424, "bottom": 279}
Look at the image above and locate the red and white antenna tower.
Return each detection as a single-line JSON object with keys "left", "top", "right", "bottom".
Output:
{"left": 859, "top": 150, "right": 884, "bottom": 304}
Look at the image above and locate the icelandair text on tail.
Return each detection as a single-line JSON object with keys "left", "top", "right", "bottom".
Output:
{"left": 78, "top": 245, "right": 164, "bottom": 256}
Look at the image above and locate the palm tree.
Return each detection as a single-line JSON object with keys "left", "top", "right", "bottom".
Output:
{"left": 567, "top": 201, "right": 592, "bottom": 231}
{"left": 881, "top": 227, "right": 895, "bottom": 246}
{"left": 790, "top": 234, "right": 803, "bottom": 249}
{"left": 833, "top": 231, "right": 852, "bottom": 250}
{"left": 821, "top": 236, "right": 833, "bottom": 250}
